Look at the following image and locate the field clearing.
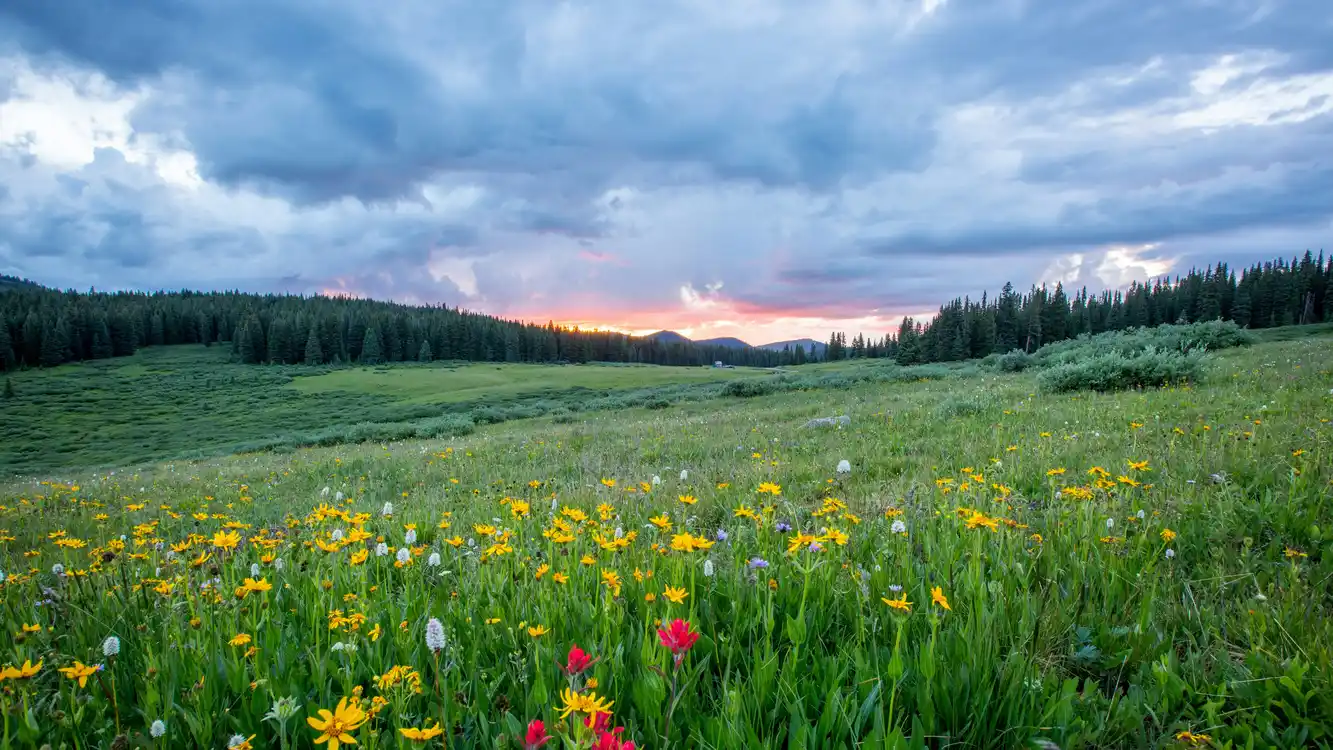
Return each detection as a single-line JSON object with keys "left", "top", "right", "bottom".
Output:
{"left": 288, "top": 361, "right": 759, "bottom": 404}
{"left": 0, "top": 348, "right": 760, "bottom": 476}
{"left": 1, "top": 333, "right": 1331, "bottom": 748}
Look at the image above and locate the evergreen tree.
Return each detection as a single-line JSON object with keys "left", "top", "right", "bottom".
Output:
{"left": 417, "top": 339, "right": 433, "bottom": 362}
{"left": 361, "top": 326, "right": 384, "bottom": 364}
{"left": 90, "top": 317, "right": 114, "bottom": 359}
{"left": 40, "top": 316, "right": 69, "bottom": 367}
{"left": 0, "top": 322, "right": 13, "bottom": 371}
{"left": 267, "top": 317, "right": 292, "bottom": 364}
{"left": 3, "top": 377, "right": 13, "bottom": 399}
{"left": 1232, "top": 286, "right": 1252, "bottom": 328}
{"left": 304, "top": 326, "right": 324, "bottom": 365}
{"left": 21, "top": 309, "right": 42, "bottom": 365}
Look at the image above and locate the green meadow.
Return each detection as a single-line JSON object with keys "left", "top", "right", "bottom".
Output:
{"left": 0, "top": 347, "right": 760, "bottom": 475}
{"left": 0, "top": 324, "right": 1330, "bottom": 748}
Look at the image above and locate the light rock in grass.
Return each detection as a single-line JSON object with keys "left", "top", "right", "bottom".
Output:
{"left": 802, "top": 415, "right": 850, "bottom": 429}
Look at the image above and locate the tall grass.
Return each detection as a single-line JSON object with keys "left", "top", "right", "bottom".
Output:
{"left": 1, "top": 336, "right": 1329, "bottom": 748}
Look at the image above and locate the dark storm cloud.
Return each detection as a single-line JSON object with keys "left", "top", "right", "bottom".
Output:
{"left": 1, "top": 0, "right": 1331, "bottom": 333}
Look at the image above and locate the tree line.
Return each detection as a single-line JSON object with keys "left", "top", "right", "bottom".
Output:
{"left": 0, "top": 287, "right": 800, "bottom": 371}
{"left": 824, "top": 251, "right": 1332, "bottom": 364}
{"left": 2, "top": 251, "right": 1327, "bottom": 373}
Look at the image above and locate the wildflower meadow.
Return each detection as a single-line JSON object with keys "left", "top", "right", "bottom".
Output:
{"left": 2, "top": 333, "right": 1331, "bottom": 749}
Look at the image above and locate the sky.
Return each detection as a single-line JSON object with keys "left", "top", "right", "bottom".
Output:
{"left": 1, "top": 1, "right": 1331, "bottom": 345}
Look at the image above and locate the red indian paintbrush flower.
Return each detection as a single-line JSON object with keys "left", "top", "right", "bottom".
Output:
{"left": 592, "top": 727, "right": 637, "bottom": 750}
{"left": 524, "top": 719, "right": 550, "bottom": 749}
{"left": 657, "top": 618, "right": 699, "bottom": 665}
{"left": 561, "top": 644, "right": 596, "bottom": 676}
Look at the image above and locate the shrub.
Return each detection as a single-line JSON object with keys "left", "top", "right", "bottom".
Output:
{"left": 1035, "top": 321, "right": 1252, "bottom": 367}
{"left": 411, "top": 415, "right": 475, "bottom": 439}
{"left": 1037, "top": 347, "right": 1203, "bottom": 392}
{"left": 994, "top": 350, "right": 1034, "bottom": 372}
{"left": 723, "top": 378, "right": 777, "bottom": 397}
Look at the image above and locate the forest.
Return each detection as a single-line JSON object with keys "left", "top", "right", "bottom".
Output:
{"left": 825, "top": 251, "right": 1332, "bottom": 364}
{"left": 1, "top": 251, "right": 1329, "bottom": 372}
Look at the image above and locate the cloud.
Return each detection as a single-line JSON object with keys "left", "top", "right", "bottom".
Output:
{"left": 1, "top": 0, "right": 1331, "bottom": 343}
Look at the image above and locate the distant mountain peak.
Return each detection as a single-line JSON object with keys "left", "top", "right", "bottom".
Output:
{"left": 758, "top": 337, "right": 826, "bottom": 354}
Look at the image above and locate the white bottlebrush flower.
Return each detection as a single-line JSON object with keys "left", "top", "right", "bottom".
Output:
{"left": 405, "top": 529, "right": 417, "bottom": 545}
{"left": 331, "top": 641, "right": 346, "bottom": 652}
{"left": 52, "top": 563, "right": 65, "bottom": 576}
{"left": 425, "top": 618, "right": 446, "bottom": 651}
{"left": 229, "top": 734, "right": 250, "bottom": 750}
{"left": 1165, "top": 548, "right": 1175, "bottom": 559}
{"left": 891, "top": 519, "right": 907, "bottom": 534}
{"left": 651, "top": 475, "right": 661, "bottom": 486}
{"left": 395, "top": 547, "right": 411, "bottom": 564}
{"left": 102, "top": 636, "right": 121, "bottom": 657}
{"left": 335, "top": 491, "right": 345, "bottom": 502}
{"left": 274, "top": 557, "right": 285, "bottom": 572}
{"left": 150, "top": 719, "right": 166, "bottom": 738}
{"left": 427, "top": 552, "right": 441, "bottom": 567}
{"left": 1136, "top": 509, "right": 1145, "bottom": 520}
{"left": 320, "top": 486, "right": 330, "bottom": 497}
{"left": 836, "top": 460, "right": 851, "bottom": 475}
{"left": 1105, "top": 517, "right": 1114, "bottom": 530}
{"left": 375, "top": 542, "right": 389, "bottom": 557}
{"left": 250, "top": 563, "right": 260, "bottom": 578}
{"left": 381, "top": 502, "right": 394, "bottom": 517}
{"left": 703, "top": 559, "right": 715, "bottom": 578}
{"left": 331, "top": 529, "right": 344, "bottom": 541}
{"left": 680, "top": 470, "right": 689, "bottom": 482}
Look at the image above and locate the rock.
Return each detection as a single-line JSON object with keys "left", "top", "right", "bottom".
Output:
{"left": 802, "top": 415, "right": 850, "bottom": 429}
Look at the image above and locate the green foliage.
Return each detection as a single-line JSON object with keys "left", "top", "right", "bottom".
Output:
{"left": 1036, "top": 320, "right": 1253, "bottom": 367}
{"left": 723, "top": 378, "right": 779, "bottom": 397}
{"left": 1, "top": 335, "right": 1331, "bottom": 748}
{"left": 1038, "top": 347, "right": 1204, "bottom": 392}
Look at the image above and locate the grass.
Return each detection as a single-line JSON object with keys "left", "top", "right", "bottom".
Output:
{"left": 0, "top": 332, "right": 1330, "bottom": 748}
{"left": 0, "top": 348, "right": 756, "bottom": 476}
{"left": 289, "top": 361, "right": 758, "bottom": 404}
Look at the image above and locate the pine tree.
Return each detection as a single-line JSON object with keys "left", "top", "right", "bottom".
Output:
{"left": 0, "top": 322, "right": 13, "bottom": 371}
{"left": 90, "top": 317, "right": 114, "bottom": 359}
{"left": 3, "top": 377, "right": 13, "bottom": 399}
{"left": 304, "top": 326, "right": 324, "bottom": 365}
{"left": 1232, "top": 286, "right": 1252, "bottom": 328}
{"left": 417, "top": 339, "right": 433, "bottom": 362}
{"left": 40, "top": 316, "right": 69, "bottom": 367}
{"left": 267, "top": 318, "right": 291, "bottom": 364}
{"left": 361, "top": 326, "right": 384, "bottom": 364}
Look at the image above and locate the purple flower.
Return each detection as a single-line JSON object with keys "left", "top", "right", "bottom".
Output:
{"left": 776, "top": 521, "right": 792, "bottom": 533}
{"left": 716, "top": 529, "right": 729, "bottom": 542}
{"left": 748, "top": 557, "right": 769, "bottom": 570}
{"left": 808, "top": 542, "right": 823, "bottom": 553}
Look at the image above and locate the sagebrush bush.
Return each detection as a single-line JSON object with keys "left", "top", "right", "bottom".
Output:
{"left": 723, "top": 378, "right": 778, "bottom": 397}
{"left": 1038, "top": 347, "right": 1203, "bottom": 392}
{"left": 1036, "top": 320, "right": 1252, "bottom": 367}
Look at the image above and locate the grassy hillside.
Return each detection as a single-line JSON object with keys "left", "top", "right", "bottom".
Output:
{"left": 0, "top": 346, "right": 758, "bottom": 475}
{"left": 290, "top": 360, "right": 757, "bottom": 404}
{"left": 0, "top": 332, "right": 1329, "bottom": 748}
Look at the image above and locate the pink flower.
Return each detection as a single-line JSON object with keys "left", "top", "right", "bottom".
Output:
{"left": 561, "top": 644, "right": 596, "bottom": 676}
{"left": 657, "top": 618, "right": 699, "bottom": 659}
{"left": 524, "top": 719, "right": 550, "bottom": 749}
{"left": 592, "top": 727, "right": 636, "bottom": 750}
